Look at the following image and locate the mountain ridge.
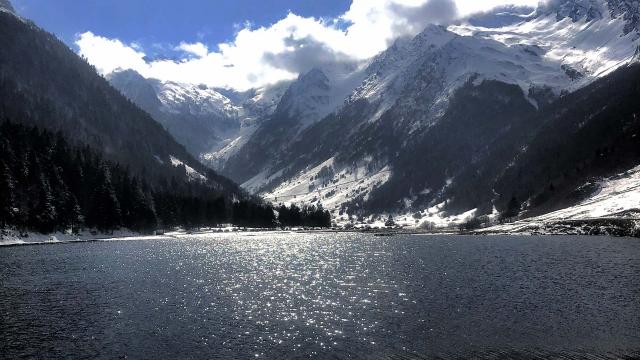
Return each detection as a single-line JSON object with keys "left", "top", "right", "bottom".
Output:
{"left": 217, "top": 0, "right": 640, "bottom": 224}
{"left": 102, "top": 0, "right": 640, "bottom": 227}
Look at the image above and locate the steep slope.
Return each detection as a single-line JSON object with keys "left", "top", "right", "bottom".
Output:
{"left": 226, "top": 0, "right": 640, "bottom": 221}
{"left": 107, "top": 69, "right": 288, "bottom": 169}
{"left": 107, "top": 69, "right": 242, "bottom": 159}
{"left": 493, "top": 62, "right": 640, "bottom": 217}
{"left": 0, "top": 9, "right": 240, "bottom": 196}
{"left": 450, "top": 0, "right": 640, "bottom": 82}
{"left": 241, "top": 23, "right": 575, "bottom": 213}
{"left": 223, "top": 64, "right": 364, "bottom": 187}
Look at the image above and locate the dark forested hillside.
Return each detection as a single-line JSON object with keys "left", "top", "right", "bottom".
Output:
{"left": 0, "top": 10, "right": 331, "bottom": 233}
{"left": 0, "top": 10, "right": 234, "bottom": 193}
{"left": 355, "top": 63, "right": 640, "bottom": 218}
{"left": 0, "top": 121, "right": 331, "bottom": 233}
{"left": 493, "top": 63, "right": 640, "bottom": 216}
{"left": 362, "top": 79, "right": 536, "bottom": 215}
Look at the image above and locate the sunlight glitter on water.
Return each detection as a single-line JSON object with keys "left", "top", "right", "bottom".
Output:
{"left": 1, "top": 232, "right": 639, "bottom": 359}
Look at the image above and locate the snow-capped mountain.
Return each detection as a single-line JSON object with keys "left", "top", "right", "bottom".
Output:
{"left": 107, "top": 69, "right": 288, "bottom": 168}
{"left": 154, "top": 81, "right": 243, "bottom": 119}
{"left": 451, "top": 0, "right": 640, "bottom": 82}
{"left": 276, "top": 64, "right": 365, "bottom": 129}
{"left": 540, "top": 0, "right": 640, "bottom": 35}
{"left": 221, "top": 62, "right": 365, "bottom": 188}
{"left": 221, "top": 0, "right": 640, "bottom": 223}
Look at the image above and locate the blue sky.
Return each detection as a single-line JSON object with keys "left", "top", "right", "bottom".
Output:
{"left": 13, "top": 0, "right": 351, "bottom": 48}
{"left": 12, "top": 0, "right": 538, "bottom": 90}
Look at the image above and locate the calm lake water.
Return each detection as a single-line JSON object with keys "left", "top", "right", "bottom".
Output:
{"left": 1, "top": 233, "right": 639, "bottom": 359}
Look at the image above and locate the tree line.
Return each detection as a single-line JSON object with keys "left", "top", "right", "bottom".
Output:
{"left": 0, "top": 121, "right": 331, "bottom": 234}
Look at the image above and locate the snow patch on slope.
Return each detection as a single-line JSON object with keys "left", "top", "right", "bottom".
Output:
{"left": 198, "top": 83, "right": 291, "bottom": 168}
{"left": 484, "top": 165, "right": 640, "bottom": 234}
{"left": 450, "top": 11, "right": 640, "bottom": 84}
{"left": 0, "top": 229, "right": 144, "bottom": 246}
{"left": 259, "top": 158, "right": 392, "bottom": 213}
{"left": 169, "top": 155, "right": 207, "bottom": 182}
{"left": 538, "top": 165, "right": 640, "bottom": 220}
{"left": 153, "top": 81, "right": 243, "bottom": 118}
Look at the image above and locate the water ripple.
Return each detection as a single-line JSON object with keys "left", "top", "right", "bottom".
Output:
{"left": 1, "top": 233, "right": 639, "bottom": 359}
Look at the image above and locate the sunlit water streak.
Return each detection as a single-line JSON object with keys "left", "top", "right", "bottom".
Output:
{"left": 1, "top": 233, "right": 639, "bottom": 359}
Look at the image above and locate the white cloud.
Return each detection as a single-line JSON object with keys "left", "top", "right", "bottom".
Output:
{"left": 76, "top": 32, "right": 148, "bottom": 75}
{"left": 76, "top": 0, "right": 539, "bottom": 90}
{"left": 175, "top": 42, "right": 209, "bottom": 58}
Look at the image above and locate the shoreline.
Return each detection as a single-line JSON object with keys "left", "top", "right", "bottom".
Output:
{"left": 3, "top": 224, "right": 639, "bottom": 248}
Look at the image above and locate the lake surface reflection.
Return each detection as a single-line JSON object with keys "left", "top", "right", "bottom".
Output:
{"left": 1, "top": 233, "right": 639, "bottom": 359}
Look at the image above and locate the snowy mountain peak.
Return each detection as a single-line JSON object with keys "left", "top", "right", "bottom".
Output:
{"left": 109, "top": 68, "right": 144, "bottom": 81}
{"left": 539, "top": 0, "right": 640, "bottom": 34}
{"left": 296, "top": 68, "right": 331, "bottom": 90}
{"left": 107, "top": 69, "right": 164, "bottom": 110}
{"left": 273, "top": 66, "right": 363, "bottom": 127}
{"left": 153, "top": 80, "right": 241, "bottom": 118}
{"left": 108, "top": 68, "right": 244, "bottom": 119}
{"left": 274, "top": 68, "right": 333, "bottom": 123}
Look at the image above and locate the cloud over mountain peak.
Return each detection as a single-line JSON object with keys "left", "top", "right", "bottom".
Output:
{"left": 75, "top": 0, "right": 478, "bottom": 91}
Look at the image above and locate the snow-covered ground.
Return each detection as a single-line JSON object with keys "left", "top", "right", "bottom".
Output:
{"left": 482, "top": 165, "right": 640, "bottom": 235}
{"left": 0, "top": 227, "right": 324, "bottom": 247}
{"left": 259, "top": 158, "right": 392, "bottom": 213}
{"left": 333, "top": 206, "right": 480, "bottom": 230}
{"left": 537, "top": 166, "right": 640, "bottom": 220}
{"left": 254, "top": 155, "right": 486, "bottom": 230}
{"left": 0, "top": 229, "right": 146, "bottom": 246}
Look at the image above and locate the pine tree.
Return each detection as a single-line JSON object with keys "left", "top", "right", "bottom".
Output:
{"left": 88, "top": 165, "right": 121, "bottom": 232}
{"left": 33, "top": 175, "right": 57, "bottom": 233}
{"left": 0, "top": 160, "right": 15, "bottom": 227}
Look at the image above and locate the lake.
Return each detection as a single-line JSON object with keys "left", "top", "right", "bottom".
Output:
{"left": 1, "top": 233, "right": 639, "bottom": 359}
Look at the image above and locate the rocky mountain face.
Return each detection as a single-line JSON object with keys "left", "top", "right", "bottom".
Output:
{"left": 541, "top": 0, "right": 640, "bottom": 34}
{"left": 608, "top": 0, "right": 640, "bottom": 33}
{"left": 217, "top": 0, "right": 640, "bottom": 222}
{"left": 222, "top": 63, "right": 365, "bottom": 189}
{"left": 99, "top": 0, "right": 640, "bottom": 223}
{"left": 107, "top": 69, "right": 288, "bottom": 169}
{"left": 493, "top": 63, "right": 640, "bottom": 217}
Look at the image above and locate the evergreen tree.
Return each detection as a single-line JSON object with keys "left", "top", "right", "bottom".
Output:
{"left": 88, "top": 165, "right": 121, "bottom": 232}
{"left": 0, "top": 160, "right": 14, "bottom": 227}
{"left": 0, "top": 121, "right": 333, "bottom": 234}
{"left": 32, "top": 175, "right": 57, "bottom": 233}
{"left": 500, "top": 195, "right": 521, "bottom": 223}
